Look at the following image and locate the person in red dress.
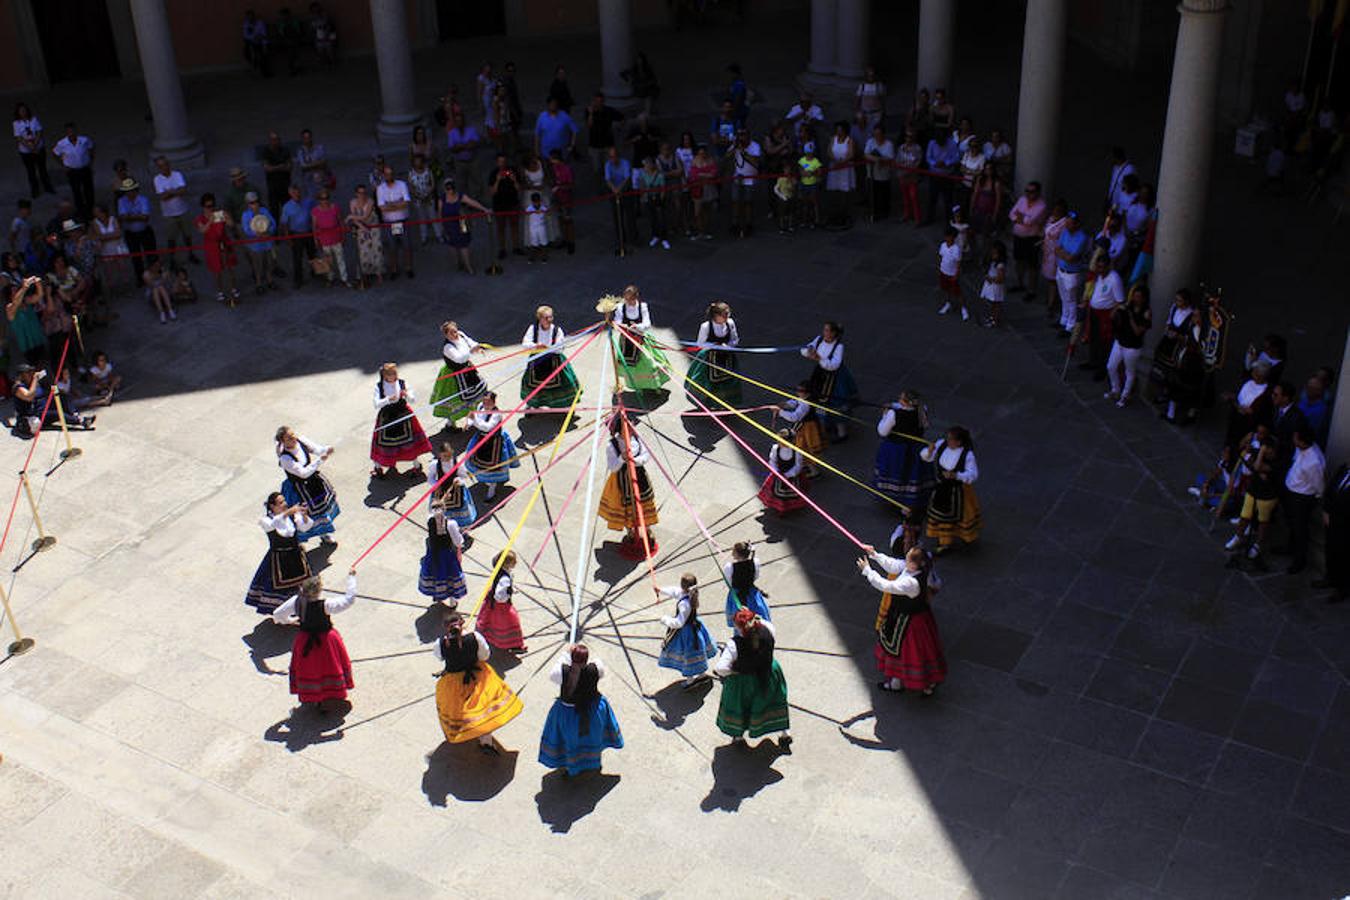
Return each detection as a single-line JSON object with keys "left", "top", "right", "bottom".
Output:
{"left": 855, "top": 544, "right": 947, "bottom": 697}
{"left": 757, "top": 428, "right": 809, "bottom": 515}
{"left": 271, "top": 567, "right": 359, "bottom": 713}
{"left": 193, "top": 192, "right": 240, "bottom": 306}
{"left": 370, "top": 361, "right": 433, "bottom": 479}
{"left": 477, "top": 549, "right": 527, "bottom": 653}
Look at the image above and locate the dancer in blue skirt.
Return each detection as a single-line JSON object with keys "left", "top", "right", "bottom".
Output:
{"left": 801, "top": 321, "right": 859, "bottom": 442}
{"left": 464, "top": 392, "right": 519, "bottom": 500}
{"left": 427, "top": 441, "right": 477, "bottom": 532}
{"left": 275, "top": 426, "right": 340, "bottom": 545}
{"left": 723, "top": 541, "right": 772, "bottom": 626}
{"left": 418, "top": 502, "right": 468, "bottom": 605}
{"left": 656, "top": 574, "right": 718, "bottom": 688}
{"left": 539, "top": 644, "right": 624, "bottom": 777}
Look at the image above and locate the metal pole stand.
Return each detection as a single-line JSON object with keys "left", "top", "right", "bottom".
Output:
{"left": 18, "top": 470, "right": 55, "bottom": 553}
{"left": 0, "top": 582, "right": 34, "bottom": 656}
{"left": 50, "top": 391, "right": 81, "bottom": 461}
{"left": 615, "top": 194, "right": 627, "bottom": 258}
{"left": 485, "top": 212, "right": 503, "bottom": 276}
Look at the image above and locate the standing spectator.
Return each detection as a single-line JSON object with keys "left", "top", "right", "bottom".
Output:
{"left": 13, "top": 103, "right": 53, "bottom": 198}
{"left": 240, "top": 192, "right": 277, "bottom": 294}
{"left": 194, "top": 193, "right": 240, "bottom": 305}
{"left": 1039, "top": 198, "right": 1069, "bottom": 317}
{"left": 688, "top": 145, "right": 718, "bottom": 240}
{"left": 523, "top": 191, "right": 549, "bottom": 264}
{"left": 223, "top": 166, "right": 260, "bottom": 225}
{"left": 1105, "top": 283, "right": 1151, "bottom": 407}
{"left": 295, "top": 128, "right": 330, "bottom": 200}
{"left": 475, "top": 61, "right": 496, "bottom": 122}
{"left": 727, "top": 63, "right": 749, "bottom": 127}
{"left": 51, "top": 123, "right": 95, "bottom": 217}
{"left": 1007, "top": 180, "right": 1047, "bottom": 294}
{"left": 785, "top": 92, "right": 824, "bottom": 132}
{"left": 968, "top": 165, "right": 1001, "bottom": 258}
{"left": 624, "top": 52, "right": 661, "bottom": 117}
{"left": 1079, "top": 251, "right": 1124, "bottom": 379}
{"left": 547, "top": 65, "right": 574, "bottom": 113}
{"left": 855, "top": 65, "right": 886, "bottom": 131}
{"left": 863, "top": 125, "right": 895, "bottom": 221}
{"left": 500, "top": 61, "right": 524, "bottom": 150}
{"left": 796, "top": 142, "right": 823, "bottom": 229}
{"left": 638, "top": 157, "right": 670, "bottom": 249}
{"left": 1124, "top": 182, "right": 1154, "bottom": 273}
{"left": 115, "top": 178, "right": 156, "bottom": 284}
{"left": 280, "top": 184, "right": 313, "bottom": 289}
{"left": 376, "top": 165, "right": 414, "bottom": 279}
{"left": 310, "top": 188, "right": 348, "bottom": 286}
{"left": 243, "top": 9, "right": 270, "bottom": 77}
{"left": 410, "top": 125, "right": 436, "bottom": 170}
{"left": 308, "top": 2, "right": 337, "bottom": 66}
{"left": 656, "top": 140, "right": 683, "bottom": 236}
{"left": 1222, "top": 363, "right": 1273, "bottom": 451}
{"left": 519, "top": 153, "right": 553, "bottom": 245}
{"left": 9, "top": 200, "right": 32, "bottom": 259}
{"left": 488, "top": 153, "right": 521, "bottom": 259}
{"left": 485, "top": 83, "right": 509, "bottom": 152}
{"left": 924, "top": 129, "right": 959, "bottom": 225}
{"left": 1299, "top": 372, "right": 1332, "bottom": 447}
{"left": 152, "top": 156, "right": 198, "bottom": 266}
{"left": 1283, "top": 429, "right": 1326, "bottom": 575}
{"left": 1052, "top": 211, "right": 1090, "bottom": 335}
{"left": 729, "top": 129, "right": 762, "bottom": 238}
{"left": 534, "top": 97, "right": 578, "bottom": 162}
{"left": 261, "top": 131, "right": 293, "bottom": 213}
{"left": 585, "top": 93, "right": 625, "bottom": 177}
{"left": 958, "top": 135, "right": 987, "bottom": 211}
{"left": 825, "top": 121, "right": 855, "bottom": 228}
{"left": 275, "top": 8, "right": 304, "bottom": 76}
{"left": 91, "top": 204, "right": 130, "bottom": 294}
{"left": 604, "top": 146, "right": 636, "bottom": 255}
{"left": 762, "top": 123, "right": 792, "bottom": 176}
{"left": 978, "top": 241, "right": 1007, "bottom": 328}
{"left": 346, "top": 184, "right": 383, "bottom": 288}
{"left": 983, "top": 130, "right": 1013, "bottom": 187}
{"left": 1270, "top": 381, "right": 1309, "bottom": 470}
{"left": 548, "top": 149, "right": 577, "bottom": 254}
{"left": 1316, "top": 462, "right": 1350, "bottom": 602}
{"left": 935, "top": 226, "right": 965, "bottom": 319}
{"left": 1244, "top": 334, "right": 1288, "bottom": 387}
{"left": 906, "top": 89, "right": 933, "bottom": 147}
{"left": 446, "top": 112, "right": 483, "bottom": 199}
{"left": 407, "top": 153, "right": 439, "bottom": 244}
{"left": 895, "top": 128, "right": 924, "bottom": 224}
{"left": 1104, "top": 145, "right": 1135, "bottom": 213}
{"left": 929, "top": 89, "right": 956, "bottom": 135}
{"left": 710, "top": 100, "right": 739, "bottom": 158}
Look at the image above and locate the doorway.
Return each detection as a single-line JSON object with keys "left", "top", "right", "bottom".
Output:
{"left": 437, "top": 0, "right": 507, "bottom": 40}
{"left": 30, "top": 0, "right": 121, "bottom": 82}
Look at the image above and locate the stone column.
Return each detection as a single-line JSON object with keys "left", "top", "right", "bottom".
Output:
{"left": 370, "top": 0, "right": 422, "bottom": 144}
{"left": 808, "top": 0, "right": 838, "bottom": 77}
{"left": 127, "top": 0, "right": 204, "bottom": 167}
{"left": 1328, "top": 329, "right": 1350, "bottom": 466}
{"left": 916, "top": 0, "right": 956, "bottom": 94}
{"left": 834, "top": 0, "right": 870, "bottom": 80}
{"left": 1152, "top": 0, "right": 1230, "bottom": 304}
{"left": 598, "top": 0, "right": 634, "bottom": 101}
{"left": 1014, "top": 0, "right": 1067, "bottom": 195}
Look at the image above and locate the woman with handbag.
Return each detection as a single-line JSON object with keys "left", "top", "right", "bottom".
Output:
{"left": 440, "top": 178, "right": 489, "bottom": 275}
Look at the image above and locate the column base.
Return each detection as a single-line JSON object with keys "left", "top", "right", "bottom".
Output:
{"left": 376, "top": 112, "right": 425, "bottom": 147}
{"left": 151, "top": 136, "right": 206, "bottom": 170}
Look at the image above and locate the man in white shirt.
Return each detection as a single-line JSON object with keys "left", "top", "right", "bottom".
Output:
{"left": 785, "top": 93, "right": 824, "bottom": 127}
{"left": 729, "top": 129, "right": 762, "bottom": 238}
{"left": 863, "top": 125, "right": 895, "bottom": 221}
{"left": 375, "top": 165, "right": 414, "bottom": 279}
{"left": 1104, "top": 145, "right": 1135, "bottom": 214}
{"left": 1283, "top": 429, "right": 1326, "bottom": 575}
{"left": 51, "top": 122, "right": 95, "bottom": 217}
{"left": 151, "top": 155, "right": 199, "bottom": 266}
{"left": 1080, "top": 253, "right": 1125, "bottom": 379}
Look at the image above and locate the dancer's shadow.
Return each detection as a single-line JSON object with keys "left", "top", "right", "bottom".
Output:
{"left": 242, "top": 620, "right": 293, "bottom": 675}
{"left": 681, "top": 416, "right": 725, "bottom": 453}
{"left": 364, "top": 469, "right": 420, "bottom": 509}
{"left": 471, "top": 483, "right": 516, "bottom": 513}
{"left": 488, "top": 646, "right": 524, "bottom": 674}
{"left": 517, "top": 414, "right": 575, "bottom": 448}
{"left": 754, "top": 510, "right": 790, "bottom": 544}
{"left": 699, "top": 740, "right": 788, "bottom": 813}
{"left": 421, "top": 741, "right": 519, "bottom": 805}
{"left": 414, "top": 603, "right": 448, "bottom": 643}
{"left": 592, "top": 545, "right": 640, "bottom": 583}
{"left": 304, "top": 540, "right": 338, "bottom": 572}
{"left": 535, "top": 770, "right": 621, "bottom": 833}
{"left": 649, "top": 677, "right": 714, "bottom": 730}
{"left": 262, "top": 702, "right": 349, "bottom": 752}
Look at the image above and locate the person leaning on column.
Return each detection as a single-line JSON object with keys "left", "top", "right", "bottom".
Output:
{"left": 1314, "top": 460, "right": 1350, "bottom": 603}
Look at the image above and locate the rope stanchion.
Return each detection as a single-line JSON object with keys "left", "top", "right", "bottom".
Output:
{"left": 50, "top": 391, "right": 81, "bottom": 461}
{"left": 0, "top": 581, "right": 33, "bottom": 656}
{"left": 16, "top": 470, "right": 55, "bottom": 555}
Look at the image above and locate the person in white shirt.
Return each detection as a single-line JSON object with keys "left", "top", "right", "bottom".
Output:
{"left": 370, "top": 361, "right": 433, "bottom": 479}
{"left": 758, "top": 428, "right": 809, "bottom": 515}
{"left": 714, "top": 610, "right": 791, "bottom": 748}
{"left": 375, "top": 165, "right": 414, "bottom": 279}
{"left": 1105, "top": 146, "right": 1135, "bottom": 214}
{"left": 274, "top": 426, "right": 339, "bottom": 544}
{"left": 520, "top": 304, "right": 583, "bottom": 408}
{"left": 611, "top": 283, "right": 670, "bottom": 392}
{"left": 419, "top": 495, "right": 467, "bottom": 606}
{"left": 539, "top": 643, "right": 624, "bottom": 775}
{"left": 936, "top": 226, "right": 966, "bottom": 319}
{"left": 856, "top": 544, "right": 947, "bottom": 696}
{"left": 688, "top": 300, "right": 742, "bottom": 405}
{"left": 432, "top": 611, "right": 522, "bottom": 754}
{"left": 429, "top": 320, "right": 486, "bottom": 428}
{"left": 427, "top": 441, "right": 477, "bottom": 529}
{"left": 1283, "top": 429, "right": 1326, "bottom": 575}
{"left": 1081, "top": 252, "right": 1125, "bottom": 378}
{"left": 785, "top": 93, "right": 824, "bottom": 127}
{"left": 801, "top": 320, "right": 857, "bottom": 440}
{"left": 12, "top": 102, "right": 53, "bottom": 198}
{"left": 599, "top": 415, "right": 660, "bottom": 556}
{"left": 151, "top": 155, "right": 199, "bottom": 266}
{"left": 863, "top": 125, "right": 896, "bottom": 220}
{"left": 655, "top": 573, "right": 719, "bottom": 686}
{"left": 523, "top": 190, "right": 549, "bottom": 263}
{"left": 729, "top": 130, "right": 762, "bottom": 238}
{"left": 272, "top": 568, "right": 359, "bottom": 713}
{"left": 921, "top": 426, "right": 980, "bottom": 553}
{"left": 245, "top": 492, "right": 315, "bottom": 614}
{"left": 51, "top": 122, "right": 95, "bottom": 216}
{"left": 464, "top": 392, "right": 520, "bottom": 498}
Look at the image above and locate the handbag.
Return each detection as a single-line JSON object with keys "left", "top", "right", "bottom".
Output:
{"left": 309, "top": 256, "right": 331, "bottom": 276}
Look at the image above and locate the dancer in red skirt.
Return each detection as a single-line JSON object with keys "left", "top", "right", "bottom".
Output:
{"left": 757, "top": 428, "right": 809, "bottom": 515}
{"left": 271, "top": 567, "right": 360, "bottom": 712}
{"left": 478, "top": 549, "right": 527, "bottom": 652}
{"left": 856, "top": 545, "right": 947, "bottom": 697}
{"left": 370, "top": 361, "right": 433, "bottom": 479}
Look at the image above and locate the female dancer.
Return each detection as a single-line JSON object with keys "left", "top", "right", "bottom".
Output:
{"left": 611, "top": 284, "right": 670, "bottom": 392}
{"left": 777, "top": 381, "right": 826, "bottom": 475}
{"left": 521, "top": 305, "right": 582, "bottom": 409}
{"left": 419, "top": 498, "right": 468, "bottom": 606}
{"left": 757, "top": 429, "right": 809, "bottom": 515}
{"left": 872, "top": 390, "right": 935, "bottom": 509}
{"left": 597, "top": 416, "right": 659, "bottom": 558}
{"left": 714, "top": 609, "right": 791, "bottom": 749}
{"left": 857, "top": 545, "right": 947, "bottom": 696}
{"left": 656, "top": 574, "right": 719, "bottom": 688}
{"left": 465, "top": 392, "right": 519, "bottom": 500}
{"left": 245, "top": 492, "right": 313, "bottom": 615}
{"left": 428, "top": 441, "right": 478, "bottom": 529}
{"left": 801, "top": 320, "right": 858, "bottom": 441}
{"left": 920, "top": 426, "right": 980, "bottom": 554}
{"left": 1147, "top": 288, "right": 1198, "bottom": 405}
{"left": 428, "top": 320, "right": 487, "bottom": 428}
{"left": 433, "top": 611, "right": 523, "bottom": 754}
{"left": 275, "top": 426, "right": 339, "bottom": 545}
{"left": 686, "top": 301, "right": 742, "bottom": 406}
{"left": 539, "top": 643, "right": 624, "bottom": 777}
{"left": 271, "top": 567, "right": 358, "bottom": 713}
{"left": 478, "top": 549, "right": 526, "bottom": 652}
{"left": 723, "top": 540, "right": 772, "bottom": 626}
{"left": 370, "top": 362, "right": 433, "bottom": 479}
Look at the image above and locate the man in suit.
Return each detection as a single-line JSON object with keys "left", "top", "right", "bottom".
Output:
{"left": 1315, "top": 461, "right": 1350, "bottom": 603}
{"left": 1269, "top": 381, "right": 1308, "bottom": 473}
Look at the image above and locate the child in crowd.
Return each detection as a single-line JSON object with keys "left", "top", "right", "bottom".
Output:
{"left": 170, "top": 266, "right": 197, "bottom": 305}
{"left": 9, "top": 200, "right": 32, "bottom": 259}
{"left": 796, "top": 143, "right": 822, "bottom": 229}
{"left": 87, "top": 350, "right": 122, "bottom": 406}
{"left": 141, "top": 257, "right": 177, "bottom": 323}
{"left": 979, "top": 241, "right": 1007, "bottom": 328}
{"left": 523, "top": 191, "right": 549, "bottom": 264}
{"left": 936, "top": 226, "right": 966, "bottom": 320}
{"left": 773, "top": 162, "right": 796, "bottom": 234}
{"left": 1189, "top": 444, "right": 1237, "bottom": 512}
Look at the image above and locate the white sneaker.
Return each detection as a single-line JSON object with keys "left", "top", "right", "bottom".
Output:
{"left": 1224, "top": 534, "right": 1243, "bottom": 551}
{"left": 1104, "top": 390, "right": 1119, "bottom": 400}
{"left": 661, "top": 240, "right": 671, "bottom": 250}
{"left": 1115, "top": 396, "right": 1128, "bottom": 409}
{"left": 937, "top": 303, "right": 952, "bottom": 315}
{"left": 1228, "top": 516, "right": 1241, "bottom": 525}
{"left": 649, "top": 237, "right": 659, "bottom": 247}
{"left": 960, "top": 307, "right": 970, "bottom": 321}
{"left": 1187, "top": 487, "right": 1202, "bottom": 498}
{"left": 159, "top": 312, "right": 167, "bottom": 324}
{"left": 1246, "top": 543, "right": 1261, "bottom": 559}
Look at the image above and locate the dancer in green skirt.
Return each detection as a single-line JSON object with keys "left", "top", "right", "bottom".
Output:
{"left": 428, "top": 320, "right": 487, "bottom": 428}
{"left": 686, "top": 300, "right": 743, "bottom": 406}
{"left": 714, "top": 608, "right": 792, "bottom": 749}
{"left": 520, "top": 305, "right": 582, "bottom": 409}
{"left": 611, "top": 284, "right": 670, "bottom": 392}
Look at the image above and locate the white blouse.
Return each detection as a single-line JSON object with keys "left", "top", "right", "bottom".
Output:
{"left": 618, "top": 301, "right": 651, "bottom": 332}
{"left": 548, "top": 651, "right": 607, "bottom": 684}
{"left": 373, "top": 378, "right": 414, "bottom": 409}
{"left": 441, "top": 334, "right": 479, "bottom": 365}
{"left": 433, "top": 631, "right": 490, "bottom": 662}
{"left": 470, "top": 407, "right": 503, "bottom": 433}
{"left": 696, "top": 319, "right": 739, "bottom": 347}
{"left": 272, "top": 574, "right": 358, "bottom": 625}
{"left": 605, "top": 434, "right": 650, "bottom": 472}
{"left": 802, "top": 336, "right": 843, "bottom": 371}
{"left": 428, "top": 459, "right": 470, "bottom": 511}
{"left": 768, "top": 445, "right": 803, "bottom": 479}
{"left": 920, "top": 442, "right": 978, "bottom": 483}
{"left": 260, "top": 511, "right": 314, "bottom": 536}
{"left": 713, "top": 619, "right": 776, "bottom": 676}
{"left": 493, "top": 572, "right": 513, "bottom": 602}
{"left": 779, "top": 398, "right": 811, "bottom": 424}
{"left": 876, "top": 404, "right": 922, "bottom": 439}
{"left": 522, "top": 323, "right": 565, "bottom": 349}
{"left": 1236, "top": 380, "right": 1268, "bottom": 409}
{"left": 277, "top": 436, "right": 329, "bottom": 479}
{"left": 860, "top": 551, "right": 922, "bottom": 595}
{"left": 429, "top": 511, "right": 464, "bottom": 548}
{"left": 659, "top": 589, "right": 694, "bottom": 629}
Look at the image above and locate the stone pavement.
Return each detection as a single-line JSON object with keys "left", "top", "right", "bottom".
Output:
{"left": 2, "top": 8, "right": 1349, "bottom": 900}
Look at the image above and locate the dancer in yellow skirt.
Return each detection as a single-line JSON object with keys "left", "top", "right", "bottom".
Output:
{"left": 597, "top": 415, "right": 660, "bottom": 558}
{"left": 776, "top": 381, "right": 826, "bottom": 477}
{"left": 919, "top": 425, "right": 981, "bottom": 554}
{"left": 432, "top": 611, "right": 523, "bottom": 754}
